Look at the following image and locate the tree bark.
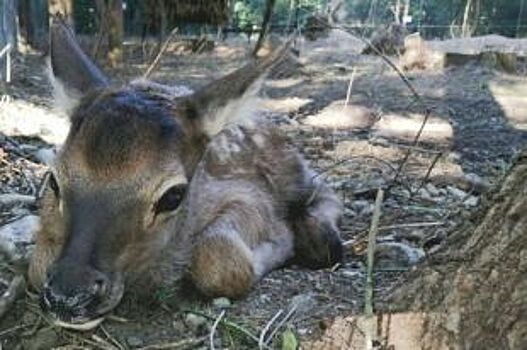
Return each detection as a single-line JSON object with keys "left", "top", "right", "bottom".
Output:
{"left": 18, "top": 0, "right": 48, "bottom": 51}
{"left": 252, "top": 0, "right": 275, "bottom": 57}
{"left": 307, "top": 153, "right": 527, "bottom": 349}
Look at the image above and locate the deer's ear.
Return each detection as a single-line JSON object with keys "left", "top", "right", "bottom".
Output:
{"left": 176, "top": 42, "right": 294, "bottom": 138}
{"left": 48, "top": 15, "right": 109, "bottom": 112}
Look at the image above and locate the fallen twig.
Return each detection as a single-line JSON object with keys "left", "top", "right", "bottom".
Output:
{"left": 414, "top": 152, "right": 443, "bottom": 195}
{"left": 210, "top": 310, "right": 225, "bottom": 350}
{"left": 185, "top": 310, "right": 271, "bottom": 349}
{"left": 259, "top": 309, "right": 283, "bottom": 349}
{"left": 365, "top": 188, "right": 384, "bottom": 316}
{"left": 143, "top": 27, "right": 179, "bottom": 79}
{"left": 264, "top": 304, "right": 298, "bottom": 346}
{"left": 344, "top": 66, "right": 357, "bottom": 108}
{"left": 0, "top": 275, "right": 26, "bottom": 319}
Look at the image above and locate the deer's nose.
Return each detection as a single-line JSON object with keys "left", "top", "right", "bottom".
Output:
{"left": 41, "top": 264, "right": 109, "bottom": 320}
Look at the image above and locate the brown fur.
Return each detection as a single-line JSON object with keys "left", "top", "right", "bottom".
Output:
{"left": 30, "top": 17, "right": 343, "bottom": 324}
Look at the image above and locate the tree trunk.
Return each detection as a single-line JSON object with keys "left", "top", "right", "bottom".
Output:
{"left": 252, "top": 0, "right": 275, "bottom": 57}
{"left": 307, "top": 153, "right": 527, "bottom": 349}
{"left": 106, "top": 0, "right": 123, "bottom": 67}
{"left": 18, "top": 0, "right": 48, "bottom": 51}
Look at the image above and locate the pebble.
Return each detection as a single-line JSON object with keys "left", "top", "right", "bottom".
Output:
{"left": 126, "top": 336, "right": 144, "bottom": 347}
{"left": 464, "top": 173, "right": 490, "bottom": 193}
{"left": 351, "top": 200, "right": 373, "bottom": 216}
{"left": 34, "top": 147, "right": 57, "bottom": 165}
{"left": 0, "top": 215, "right": 39, "bottom": 261}
{"left": 464, "top": 195, "right": 480, "bottom": 207}
{"left": 425, "top": 183, "right": 440, "bottom": 197}
{"left": 212, "top": 297, "right": 231, "bottom": 308}
{"left": 375, "top": 242, "right": 425, "bottom": 269}
{"left": 447, "top": 186, "right": 468, "bottom": 200}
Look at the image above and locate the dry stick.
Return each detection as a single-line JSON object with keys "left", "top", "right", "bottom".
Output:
{"left": 100, "top": 324, "right": 125, "bottom": 350}
{"left": 143, "top": 27, "right": 179, "bottom": 79}
{"left": 264, "top": 303, "right": 298, "bottom": 346}
{"left": 210, "top": 310, "right": 226, "bottom": 350}
{"left": 364, "top": 188, "right": 384, "bottom": 350}
{"left": 414, "top": 151, "right": 443, "bottom": 194}
{"left": 185, "top": 310, "right": 271, "bottom": 350}
{"left": 365, "top": 188, "right": 384, "bottom": 316}
{"left": 259, "top": 309, "right": 283, "bottom": 350}
{"left": 136, "top": 336, "right": 207, "bottom": 350}
{"left": 344, "top": 66, "right": 358, "bottom": 108}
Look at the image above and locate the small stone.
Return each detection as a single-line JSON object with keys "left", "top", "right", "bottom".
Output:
{"left": 0, "top": 215, "right": 39, "bottom": 261}
{"left": 185, "top": 313, "right": 207, "bottom": 332}
{"left": 464, "top": 173, "right": 490, "bottom": 194}
{"left": 351, "top": 200, "right": 373, "bottom": 216}
{"left": 375, "top": 242, "right": 425, "bottom": 269}
{"left": 34, "top": 147, "right": 57, "bottom": 165}
{"left": 126, "top": 336, "right": 144, "bottom": 347}
{"left": 212, "top": 297, "right": 231, "bottom": 308}
{"left": 464, "top": 195, "right": 480, "bottom": 207}
{"left": 425, "top": 183, "right": 440, "bottom": 197}
{"left": 447, "top": 186, "right": 468, "bottom": 200}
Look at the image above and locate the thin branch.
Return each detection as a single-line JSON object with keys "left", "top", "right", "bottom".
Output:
{"left": 414, "top": 151, "right": 443, "bottom": 195}
{"left": 210, "top": 310, "right": 225, "bottom": 350}
{"left": 143, "top": 27, "right": 179, "bottom": 79}
{"left": 259, "top": 309, "right": 283, "bottom": 349}
{"left": 365, "top": 188, "right": 384, "bottom": 316}
{"left": 344, "top": 66, "right": 357, "bottom": 108}
{"left": 264, "top": 304, "right": 298, "bottom": 346}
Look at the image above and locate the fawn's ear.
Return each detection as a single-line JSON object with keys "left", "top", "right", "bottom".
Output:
{"left": 176, "top": 42, "right": 293, "bottom": 137}
{"left": 48, "top": 15, "right": 109, "bottom": 112}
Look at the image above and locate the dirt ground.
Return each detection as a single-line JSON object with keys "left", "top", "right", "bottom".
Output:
{"left": 1, "top": 32, "right": 527, "bottom": 349}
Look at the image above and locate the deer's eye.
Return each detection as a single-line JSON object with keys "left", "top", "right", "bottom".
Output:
{"left": 154, "top": 185, "right": 186, "bottom": 214}
{"left": 48, "top": 173, "right": 60, "bottom": 198}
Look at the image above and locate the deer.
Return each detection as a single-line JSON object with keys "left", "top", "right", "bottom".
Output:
{"left": 28, "top": 17, "right": 343, "bottom": 329}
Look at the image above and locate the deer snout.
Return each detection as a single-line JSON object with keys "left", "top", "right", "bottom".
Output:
{"left": 41, "top": 263, "right": 110, "bottom": 322}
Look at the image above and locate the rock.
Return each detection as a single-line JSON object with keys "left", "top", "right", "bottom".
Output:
{"left": 212, "top": 297, "right": 231, "bottom": 308}
{"left": 351, "top": 200, "right": 373, "bottom": 217}
{"left": 33, "top": 147, "right": 57, "bottom": 165}
{"left": 447, "top": 186, "right": 468, "bottom": 200}
{"left": 24, "top": 328, "right": 59, "bottom": 350}
{"left": 464, "top": 195, "right": 480, "bottom": 208}
{"left": 0, "top": 215, "right": 39, "bottom": 261}
{"left": 425, "top": 183, "right": 440, "bottom": 197}
{"left": 185, "top": 313, "right": 207, "bottom": 332}
{"left": 375, "top": 242, "right": 425, "bottom": 269}
{"left": 464, "top": 173, "right": 490, "bottom": 194}
{"left": 126, "top": 336, "right": 144, "bottom": 347}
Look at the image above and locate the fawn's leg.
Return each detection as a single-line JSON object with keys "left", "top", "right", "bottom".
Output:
{"left": 189, "top": 205, "right": 293, "bottom": 298}
{"left": 290, "top": 175, "right": 344, "bottom": 269}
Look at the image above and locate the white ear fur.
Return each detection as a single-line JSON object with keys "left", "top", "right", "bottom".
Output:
{"left": 46, "top": 57, "right": 83, "bottom": 114}
{"left": 201, "top": 78, "right": 264, "bottom": 138}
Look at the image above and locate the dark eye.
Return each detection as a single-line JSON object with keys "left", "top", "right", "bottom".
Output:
{"left": 48, "top": 173, "right": 60, "bottom": 197}
{"left": 154, "top": 185, "right": 186, "bottom": 214}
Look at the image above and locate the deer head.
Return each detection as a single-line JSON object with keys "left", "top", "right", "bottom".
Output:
{"left": 30, "top": 16, "right": 288, "bottom": 327}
